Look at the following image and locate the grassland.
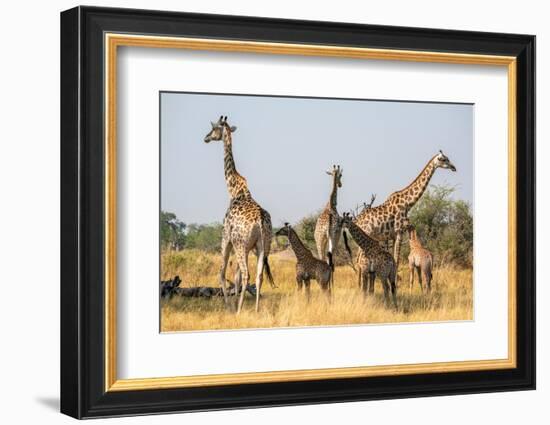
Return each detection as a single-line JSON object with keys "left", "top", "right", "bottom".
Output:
{"left": 160, "top": 249, "right": 473, "bottom": 332}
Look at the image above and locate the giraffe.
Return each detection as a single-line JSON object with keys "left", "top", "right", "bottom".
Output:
{"left": 314, "top": 165, "right": 353, "bottom": 280}
{"left": 341, "top": 213, "right": 397, "bottom": 309}
{"left": 204, "top": 116, "right": 275, "bottom": 313}
{"left": 354, "top": 151, "right": 456, "bottom": 265}
{"left": 408, "top": 228, "right": 434, "bottom": 293}
{"left": 276, "top": 223, "right": 331, "bottom": 300}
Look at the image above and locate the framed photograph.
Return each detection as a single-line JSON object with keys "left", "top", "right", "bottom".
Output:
{"left": 60, "top": 6, "right": 535, "bottom": 419}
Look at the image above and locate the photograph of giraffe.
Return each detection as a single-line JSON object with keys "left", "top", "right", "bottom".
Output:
{"left": 160, "top": 91, "right": 473, "bottom": 332}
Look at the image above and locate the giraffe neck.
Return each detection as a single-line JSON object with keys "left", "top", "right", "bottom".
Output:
{"left": 346, "top": 220, "right": 379, "bottom": 252}
{"left": 287, "top": 228, "right": 312, "bottom": 259}
{"left": 410, "top": 235, "right": 424, "bottom": 250}
{"left": 222, "top": 127, "right": 250, "bottom": 199}
{"left": 397, "top": 156, "right": 438, "bottom": 208}
{"left": 327, "top": 176, "right": 339, "bottom": 210}
{"left": 410, "top": 240, "right": 423, "bottom": 250}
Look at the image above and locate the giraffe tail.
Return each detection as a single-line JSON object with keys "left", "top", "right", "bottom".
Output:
{"left": 342, "top": 230, "right": 356, "bottom": 272}
{"left": 263, "top": 256, "right": 277, "bottom": 288}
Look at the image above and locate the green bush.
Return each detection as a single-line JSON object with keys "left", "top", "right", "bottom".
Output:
{"left": 160, "top": 210, "right": 223, "bottom": 253}
{"left": 184, "top": 223, "right": 224, "bottom": 253}
{"left": 407, "top": 185, "right": 473, "bottom": 267}
{"left": 294, "top": 212, "right": 320, "bottom": 252}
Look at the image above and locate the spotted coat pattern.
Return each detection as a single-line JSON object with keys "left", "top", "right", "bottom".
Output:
{"left": 204, "top": 116, "right": 274, "bottom": 313}
{"left": 353, "top": 152, "right": 456, "bottom": 265}
{"left": 314, "top": 165, "right": 343, "bottom": 271}
{"left": 276, "top": 224, "right": 331, "bottom": 299}
{"left": 408, "top": 228, "right": 434, "bottom": 293}
{"left": 341, "top": 213, "right": 397, "bottom": 308}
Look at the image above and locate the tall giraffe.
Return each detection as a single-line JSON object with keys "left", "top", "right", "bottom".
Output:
{"left": 314, "top": 165, "right": 352, "bottom": 276}
{"left": 276, "top": 223, "right": 331, "bottom": 300}
{"left": 354, "top": 151, "right": 456, "bottom": 265}
{"left": 341, "top": 213, "right": 397, "bottom": 308}
{"left": 204, "top": 116, "right": 275, "bottom": 313}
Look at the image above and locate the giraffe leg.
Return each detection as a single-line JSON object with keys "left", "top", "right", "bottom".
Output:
{"left": 423, "top": 269, "right": 431, "bottom": 293}
{"left": 327, "top": 240, "right": 335, "bottom": 294}
{"left": 235, "top": 248, "right": 249, "bottom": 314}
{"left": 357, "top": 266, "right": 363, "bottom": 291}
{"left": 315, "top": 233, "right": 327, "bottom": 262}
{"left": 323, "top": 273, "right": 332, "bottom": 300}
{"left": 425, "top": 267, "right": 432, "bottom": 293}
{"left": 327, "top": 253, "right": 334, "bottom": 293}
{"left": 304, "top": 279, "right": 311, "bottom": 302}
{"left": 361, "top": 267, "right": 371, "bottom": 296}
{"left": 358, "top": 266, "right": 365, "bottom": 293}
{"left": 356, "top": 251, "right": 364, "bottom": 288}
{"left": 393, "top": 232, "right": 402, "bottom": 266}
{"left": 219, "top": 238, "right": 233, "bottom": 310}
{"left": 234, "top": 268, "right": 242, "bottom": 291}
{"left": 416, "top": 266, "right": 423, "bottom": 293}
{"left": 409, "top": 262, "right": 414, "bottom": 294}
{"left": 365, "top": 270, "right": 372, "bottom": 296}
{"left": 368, "top": 270, "right": 375, "bottom": 294}
{"left": 296, "top": 276, "right": 303, "bottom": 292}
{"left": 380, "top": 273, "right": 391, "bottom": 305}
{"left": 254, "top": 248, "right": 265, "bottom": 312}
{"left": 390, "top": 268, "right": 398, "bottom": 310}
{"left": 327, "top": 237, "right": 334, "bottom": 265}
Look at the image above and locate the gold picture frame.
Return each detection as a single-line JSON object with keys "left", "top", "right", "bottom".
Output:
{"left": 104, "top": 34, "right": 517, "bottom": 392}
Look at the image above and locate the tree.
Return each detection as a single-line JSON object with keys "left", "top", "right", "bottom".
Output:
{"left": 160, "top": 211, "right": 224, "bottom": 252}
{"left": 294, "top": 212, "right": 320, "bottom": 251}
{"left": 407, "top": 185, "right": 473, "bottom": 267}
{"left": 160, "top": 211, "right": 186, "bottom": 250}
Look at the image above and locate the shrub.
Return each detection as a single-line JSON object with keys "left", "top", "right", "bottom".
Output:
{"left": 407, "top": 185, "right": 473, "bottom": 267}
{"left": 184, "top": 223, "right": 224, "bottom": 253}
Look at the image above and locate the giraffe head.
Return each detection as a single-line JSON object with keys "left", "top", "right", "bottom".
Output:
{"left": 326, "top": 165, "right": 343, "bottom": 187}
{"left": 433, "top": 150, "right": 457, "bottom": 171}
{"left": 408, "top": 227, "right": 424, "bottom": 248}
{"left": 203, "top": 115, "right": 237, "bottom": 143}
{"left": 340, "top": 212, "right": 352, "bottom": 228}
{"left": 275, "top": 222, "right": 291, "bottom": 237}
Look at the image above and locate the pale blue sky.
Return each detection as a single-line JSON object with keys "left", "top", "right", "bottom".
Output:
{"left": 161, "top": 92, "right": 473, "bottom": 226}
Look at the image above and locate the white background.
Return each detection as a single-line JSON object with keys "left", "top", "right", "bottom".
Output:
{"left": 118, "top": 48, "right": 508, "bottom": 379}
{"left": 0, "top": 1, "right": 546, "bottom": 424}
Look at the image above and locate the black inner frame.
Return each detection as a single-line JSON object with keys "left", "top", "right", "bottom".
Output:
{"left": 61, "top": 6, "right": 535, "bottom": 419}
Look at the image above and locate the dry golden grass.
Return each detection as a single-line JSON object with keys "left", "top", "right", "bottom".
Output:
{"left": 161, "top": 249, "right": 473, "bottom": 332}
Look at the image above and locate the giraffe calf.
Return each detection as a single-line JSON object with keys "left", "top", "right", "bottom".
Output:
{"left": 408, "top": 228, "right": 433, "bottom": 293}
{"left": 276, "top": 223, "right": 332, "bottom": 299}
{"left": 341, "top": 213, "right": 397, "bottom": 309}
